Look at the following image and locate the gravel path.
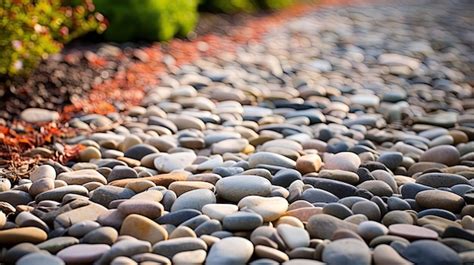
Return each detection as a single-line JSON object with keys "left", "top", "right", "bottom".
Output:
{"left": 1, "top": 0, "right": 474, "bottom": 264}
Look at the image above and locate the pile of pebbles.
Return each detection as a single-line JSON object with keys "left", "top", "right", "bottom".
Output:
{"left": 2, "top": 0, "right": 474, "bottom": 264}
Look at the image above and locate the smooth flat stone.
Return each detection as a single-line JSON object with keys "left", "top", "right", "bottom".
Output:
{"left": 238, "top": 196, "right": 288, "bottom": 222}
{"left": 0, "top": 227, "right": 47, "bottom": 245}
{"left": 170, "top": 189, "right": 216, "bottom": 212}
{"left": 216, "top": 175, "right": 272, "bottom": 202}
{"left": 57, "top": 244, "right": 110, "bottom": 264}
{"left": 401, "top": 240, "right": 461, "bottom": 265}
{"left": 206, "top": 237, "right": 253, "bottom": 265}
{"left": 389, "top": 224, "right": 438, "bottom": 240}
{"left": 322, "top": 238, "right": 371, "bottom": 265}
{"left": 120, "top": 214, "right": 168, "bottom": 244}
{"left": 307, "top": 214, "right": 357, "bottom": 240}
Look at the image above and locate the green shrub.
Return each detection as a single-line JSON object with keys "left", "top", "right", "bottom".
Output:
{"left": 200, "top": 0, "right": 294, "bottom": 13}
{"left": 93, "top": 0, "right": 199, "bottom": 42}
{"left": 0, "top": 0, "right": 105, "bottom": 76}
{"left": 256, "top": 0, "right": 294, "bottom": 10}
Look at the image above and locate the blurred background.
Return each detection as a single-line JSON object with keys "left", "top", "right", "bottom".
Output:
{"left": 0, "top": 0, "right": 316, "bottom": 119}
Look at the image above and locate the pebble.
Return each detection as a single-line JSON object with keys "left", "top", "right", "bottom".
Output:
{"left": 238, "top": 196, "right": 288, "bottom": 222}
{"left": 154, "top": 152, "right": 197, "bottom": 172}
{"left": 357, "top": 221, "right": 389, "bottom": 241}
{"left": 389, "top": 224, "right": 438, "bottom": 240}
{"left": 120, "top": 214, "right": 168, "bottom": 244}
{"left": 206, "top": 237, "right": 253, "bottom": 264}
{"left": 152, "top": 238, "right": 207, "bottom": 259}
{"left": 401, "top": 240, "right": 462, "bottom": 265}
{"left": 307, "top": 214, "right": 357, "bottom": 239}
{"left": 20, "top": 108, "right": 60, "bottom": 123}
{"left": 323, "top": 152, "right": 361, "bottom": 172}
{"left": 17, "top": 252, "right": 65, "bottom": 265}
{"left": 170, "top": 188, "right": 216, "bottom": 212}
{"left": 37, "top": 237, "right": 79, "bottom": 254}
{"left": 277, "top": 224, "right": 310, "bottom": 249}
{"left": 0, "top": 227, "right": 48, "bottom": 244}
{"left": 322, "top": 238, "right": 371, "bottom": 265}
{"left": 57, "top": 244, "right": 110, "bottom": 264}
{"left": 223, "top": 212, "right": 263, "bottom": 231}
{"left": 420, "top": 145, "right": 460, "bottom": 166}
{"left": 117, "top": 199, "right": 164, "bottom": 219}
{"left": 1, "top": 1, "right": 473, "bottom": 263}
{"left": 216, "top": 175, "right": 272, "bottom": 202}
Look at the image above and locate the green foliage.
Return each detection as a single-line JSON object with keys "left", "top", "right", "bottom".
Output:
{"left": 200, "top": 0, "right": 294, "bottom": 13}
{"left": 0, "top": 0, "right": 105, "bottom": 76}
{"left": 93, "top": 0, "right": 199, "bottom": 42}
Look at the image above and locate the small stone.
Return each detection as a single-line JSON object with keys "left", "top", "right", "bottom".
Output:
{"left": 389, "top": 224, "right": 438, "bottom": 240}
{"left": 55, "top": 202, "right": 108, "bottom": 228}
{"left": 248, "top": 152, "right": 296, "bottom": 168}
{"left": 120, "top": 214, "right": 168, "bottom": 244}
{"left": 82, "top": 226, "right": 118, "bottom": 245}
{"left": 238, "top": 196, "right": 288, "bottom": 222}
{"left": 420, "top": 145, "right": 460, "bottom": 166}
{"left": 20, "top": 108, "right": 59, "bottom": 123}
{"left": 277, "top": 224, "right": 310, "bottom": 249}
{"left": 255, "top": 245, "right": 290, "bottom": 263}
{"left": 0, "top": 227, "right": 47, "bottom": 244}
{"left": 154, "top": 152, "right": 197, "bottom": 172}
{"left": 124, "top": 144, "right": 159, "bottom": 160}
{"left": 323, "top": 152, "right": 361, "bottom": 172}
{"left": 307, "top": 214, "right": 358, "bottom": 239}
{"left": 416, "top": 190, "right": 465, "bottom": 212}
{"left": 322, "top": 238, "right": 371, "bottom": 265}
{"left": 97, "top": 239, "right": 151, "bottom": 264}
{"left": 222, "top": 212, "right": 263, "bottom": 231}
{"left": 415, "top": 173, "right": 469, "bottom": 188}
{"left": 30, "top": 165, "right": 57, "bottom": 182}
{"left": 202, "top": 204, "right": 239, "bottom": 221}
{"left": 296, "top": 154, "right": 322, "bottom": 174}
{"left": 117, "top": 199, "right": 164, "bottom": 219}
{"left": 216, "top": 175, "right": 272, "bottom": 202}
{"left": 357, "top": 221, "right": 388, "bottom": 241}
{"left": 171, "top": 189, "right": 216, "bottom": 212}
{"left": 57, "top": 169, "right": 107, "bottom": 185}
{"left": 169, "top": 181, "right": 215, "bottom": 197}
{"left": 206, "top": 237, "right": 253, "bottom": 265}
{"left": 401, "top": 240, "right": 461, "bottom": 265}
{"left": 152, "top": 238, "right": 207, "bottom": 259}
{"left": 57, "top": 244, "right": 110, "bottom": 264}
{"left": 79, "top": 146, "right": 102, "bottom": 162}
{"left": 37, "top": 237, "right": 80, "bottom": 254}
{"left": 90, "top": 186, "right": 135, "bottom": 207}
{"left": 173, "top": 249, "right": 207, "bottom": 265}
{"left": 373, "top": 245, "right": 412, "bottom": 265}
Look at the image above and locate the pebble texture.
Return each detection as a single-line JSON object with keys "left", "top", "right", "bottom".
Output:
{"left": 0, "top": 1, "right": 473, "bottom": 264}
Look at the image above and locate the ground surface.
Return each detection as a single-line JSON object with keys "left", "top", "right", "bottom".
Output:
{"left": 0, "top": 0, "right": 474, "bottom": 264}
